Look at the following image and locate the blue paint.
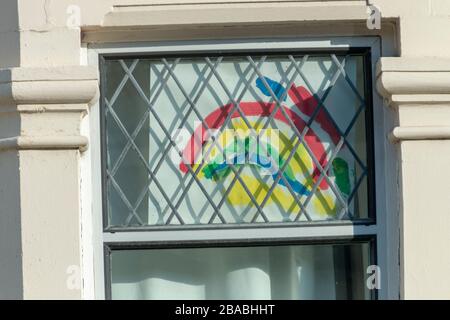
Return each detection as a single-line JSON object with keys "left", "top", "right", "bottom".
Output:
{"left": 256, "top": 77, "right": 287, "bottom": 101}
{"left": 277, "top": 176, "right": 310, "bottom": 197}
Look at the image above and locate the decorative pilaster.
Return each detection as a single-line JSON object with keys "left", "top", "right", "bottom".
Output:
{"left": 377, "top": 57, "right": 450, "bottom": 299}
{"left": 0, "top": 66, "right": 98, "bottom": 299}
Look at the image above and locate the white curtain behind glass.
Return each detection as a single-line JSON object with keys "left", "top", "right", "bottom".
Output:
{"left": 111, "top": 246, "right": 336, "bottom": 299}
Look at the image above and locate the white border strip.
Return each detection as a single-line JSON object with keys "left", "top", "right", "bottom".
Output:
{"left": 103, "top": 225, "right": 378, "bottom": 243}
{"left": 88, "top": 37, "right": 379, "bottom": 53}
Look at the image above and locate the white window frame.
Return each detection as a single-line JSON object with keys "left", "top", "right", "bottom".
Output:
{"left": 82, "top": 36, "right": 399, "bottom": 300}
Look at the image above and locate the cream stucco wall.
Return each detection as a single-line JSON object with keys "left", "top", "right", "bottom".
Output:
{"left": 0, "top": 0, "right": 449, "bottom": 299}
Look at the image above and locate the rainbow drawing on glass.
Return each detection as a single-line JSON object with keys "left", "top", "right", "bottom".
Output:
{"left": 179, "top": 76, "right": 355, "bottom": 220}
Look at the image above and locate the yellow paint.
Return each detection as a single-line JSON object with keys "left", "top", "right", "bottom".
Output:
{"left": 224, "top": 173, "right": 338, "bottom": 217}
{"left": 192, "top": 117, "right": 339, "bottom": 217}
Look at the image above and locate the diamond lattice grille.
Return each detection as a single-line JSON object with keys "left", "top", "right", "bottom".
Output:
{"left": 101, "top": 53, "right": 372, "bottom": 228}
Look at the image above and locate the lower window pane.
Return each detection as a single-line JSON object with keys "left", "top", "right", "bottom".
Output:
{"left": 109, "top": 241, "right": 372, "bottom": 300}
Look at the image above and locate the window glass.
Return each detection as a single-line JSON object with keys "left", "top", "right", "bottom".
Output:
{"left": 103, "top": 54, "right": 370, "bottom": 227}
{"left": 110, "top": 242, "right": 371, "bottom": 300}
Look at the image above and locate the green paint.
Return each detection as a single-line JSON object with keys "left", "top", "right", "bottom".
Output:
{"left": 201, "top": 137, "right": 297, "bottom": 181}
{"left": 332, "top": 157, "right": 351, "bottom": 196}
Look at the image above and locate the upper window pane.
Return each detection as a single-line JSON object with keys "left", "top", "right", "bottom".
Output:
{"left": 102, "top": 52, "right": 372, "bottom": 228}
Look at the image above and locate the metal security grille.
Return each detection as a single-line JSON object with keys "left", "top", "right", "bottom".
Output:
{"left": 101, "top": 51, "right": 374, "bottom": 228}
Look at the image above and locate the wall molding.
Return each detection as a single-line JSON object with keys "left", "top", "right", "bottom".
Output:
{"left": 389, "top": 126, "right": 450, "bottom": 142}
{"left": 0, "top": 136, "right": 89, "bottom": 152}
{"left": 377, "top": 57, "right": 450, "bottom": 105}
{"left": 0, "top": 66, "right": 98, "bottom": 105}
{"left": 102, "top": 1, "right": 368, "bottom": 28}
{"left": 377, "top": 57, "right": 450, "bottom": 142}
{"left": 82, "top": 0, "right": 380, "bottom": 43}
{"left": 0, "top": 66, "right": 98, "bottom": 152}
{"left": 0, "top": 104, "right": 89, "bottom": 115}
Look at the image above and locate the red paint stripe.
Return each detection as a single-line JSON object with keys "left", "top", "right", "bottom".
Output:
{"left": 288, "top": 85, "right": 341, "bottom": 145}
{"left": 180, "top": 101, "right": 329, "bottom": 189}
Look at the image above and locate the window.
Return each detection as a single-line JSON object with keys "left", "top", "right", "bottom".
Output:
{"left": 90, "top": 39, "right": 386, "bottom": 300}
